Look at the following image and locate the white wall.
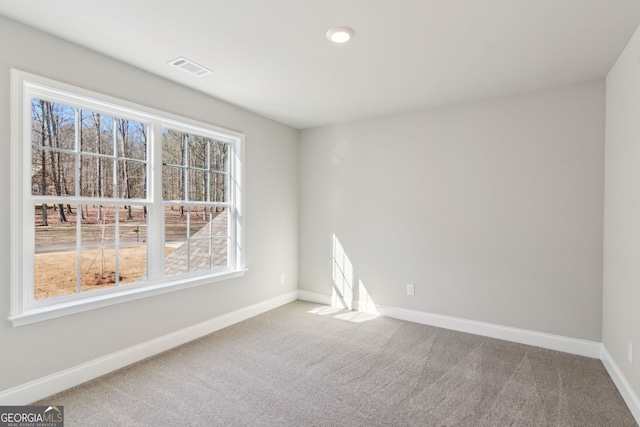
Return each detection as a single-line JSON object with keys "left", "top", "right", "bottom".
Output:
{"left": 603, "top": 24, "right": 640, "bottom": 400}
{"left": 299, "top": 80, "right": 605, "bottom": 341}
{"left": 0, "top": 16, "right": 298, "bottom": 392}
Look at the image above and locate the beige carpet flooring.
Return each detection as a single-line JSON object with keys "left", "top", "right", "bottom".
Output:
{"left": 35, "top": 301, "right": 636, "bottom": 426}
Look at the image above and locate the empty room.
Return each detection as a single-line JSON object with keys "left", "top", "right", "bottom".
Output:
{"left": 1, "top": 0, "right": 639, "bottom": 425}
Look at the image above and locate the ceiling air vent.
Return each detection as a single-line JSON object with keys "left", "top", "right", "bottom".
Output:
{"left": 168, "top": 57, "right": 213, "bottom": 77}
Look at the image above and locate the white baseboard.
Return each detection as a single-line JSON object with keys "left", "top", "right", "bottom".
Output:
{"left": 601, "top": 346, "right": 640, "bottom": 424}
{"left": 297, "top": 290, "right": 332, "bottom": 305}
{"left": 297, "top": 290, "right": 600, "bottom": 358}
{"left": 376, "top": 304, "right": 602, "bottom": 358}
{"left": 0, "top": 290, "right": 298, "bottom": 405}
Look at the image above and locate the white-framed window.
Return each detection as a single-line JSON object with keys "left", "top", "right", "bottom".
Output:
{"left": 10, "top": 70, "right": 245, "bottom": 326}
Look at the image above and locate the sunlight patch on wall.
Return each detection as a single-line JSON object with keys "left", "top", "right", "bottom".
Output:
{"left": 331, "top": 139, "right": 349, "bottom": 166}
{"left": 307, "top": 234, "right": 380, "bottom": 322}
{"left": 329, "top": 234, "right": 379, "bottom": 321}
{"left": 332, "top": 234, "right": 353, "bottom": 309}
{"left": 355, "top": 279, "right": 379, "bottom": 315}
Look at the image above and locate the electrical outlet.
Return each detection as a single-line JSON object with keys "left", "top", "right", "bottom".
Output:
{"left": 406, "top": 283, "right": 415, "bottom": 296}
{"left": 628, "top": 341, "right": 633, "bottom": 364}
{"left": 280, "top": 273, "right": 285, "bottom": 284}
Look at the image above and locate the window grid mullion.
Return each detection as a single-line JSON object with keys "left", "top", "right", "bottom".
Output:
{"left": 112, "top": 118, "right": 118, "bottom": 199}
{"left": 187, "top": 207, "right": 192, "bottom": 274}
{"left": 148, "top": 121, "right": 165, "bottom": 282}
{"left": 74, "top": 108, "right": 80, "bottom": 197}
{"left": 206, "top": 140, "right": 211, "bottom": 203}
{"left": 76, "top": 204, "right": 82, "bottom": 294}
{"left": 115, "top": 203, "right": 120, "bottom": 287}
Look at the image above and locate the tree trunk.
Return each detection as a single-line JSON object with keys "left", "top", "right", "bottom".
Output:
{"left": 40, "top": 150, "right": 48, "bottom": 226}
{"left": 42, "top": 101, "right": 67, "bottom": 222}
{"left": 117, "top": 119, "right": 134, "bottom": 220}
{"left": 41, "top": 204, "right": 48, "bottom": 227}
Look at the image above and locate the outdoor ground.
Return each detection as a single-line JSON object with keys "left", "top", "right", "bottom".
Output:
{"left": 33, "top": 204, "right": 219, "bottom": 300}
{"left": 34, "top": 246, "right": 176, "bottom": 300}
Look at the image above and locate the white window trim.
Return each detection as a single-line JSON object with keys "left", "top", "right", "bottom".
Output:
{"left": 9, "top": 69, "right": 246, "bottom": 326}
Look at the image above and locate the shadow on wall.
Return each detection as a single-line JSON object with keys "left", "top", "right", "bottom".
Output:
{"left": 317, "top": 233, "right": 379, "bottom": 323}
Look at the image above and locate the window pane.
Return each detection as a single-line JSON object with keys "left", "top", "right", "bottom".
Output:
{"left": 188, "top": 169, "right": 207, "bottom": 201}
{"left": 188, "top": 136, "right": 208, "bottom": 169}
{"left": 80, "top": 155, "right": 114, "bottom": 198}
{"left": 193, "top": 208, "right": 229, "bottom": 271}
{"left": 192, "top": 207, "right": 229, "bottom": 239}
{"left": 31, "top": 99, "right": 75, "bottom": 151}
{"left": 165, "top": 204, "right": 188, "bottom": 242}
{"left": 162, "top": 165, "right": 184, "bottom": 201}
{"left": 209, "top": 172, "right": 228, "bottom": 203}
{"left": 118, "top": 160, "right": 147, "bottom": 199}
{"left": 59, "top": 152, "right": 77, "bottom": 197}
{"left": 210, "top": 140, "right": 229, "bottom": 172}
{"left": 34, "top": 204, "right": 79, "bottom": 300}
{"left": 211, "top": 237, "right": 230, "bottom": 269}
{"left": 34, "top": 250, "right": 78, "bottom": 300}
{"left": 80, "top": 204, "right": 118, "bottom": 293}
{"left": 31, "top": 149, "right": 76, "bottom": 196}
{"left": 164, "top": 204, "right": 187, "bottom": 276}
{"left": 116, "top": 118, "right": 147, "bottom": 161}
{"left": 190, "top": 206, "right": 211, "bottom": 238}
{"left": 80, "top": 110, "right": 114, "bottom": 155}
{"left": 164, "top": 242, "right": 188, "bottom": 276}
{"left": 210, "top": 207, "right": 229, "bottom": 238}
{"left": 162, "top": 129, "right": 185, "bottom": 166}
{"left": 188, "top": 238, "right": 212, "bottom": 273}
{"left": 118, "top": 206, "right": 147, "bottom": 284}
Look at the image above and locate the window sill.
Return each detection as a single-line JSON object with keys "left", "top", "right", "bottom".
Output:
{"left": 9, "top": 269, "right": 247, "bottom": 327}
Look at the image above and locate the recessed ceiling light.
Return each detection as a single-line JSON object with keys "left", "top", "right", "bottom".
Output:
{"left": 326, "top": 26, "right": 355, "bottom": 44}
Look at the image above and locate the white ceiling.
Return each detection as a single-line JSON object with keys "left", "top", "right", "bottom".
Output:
{"left": 1, "top": 1, "right": 640, "bottom": 129}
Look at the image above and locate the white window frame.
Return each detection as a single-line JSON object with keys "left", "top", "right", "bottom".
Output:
{"left": 9, "top": 70, "right": 245, "bottom": 326}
